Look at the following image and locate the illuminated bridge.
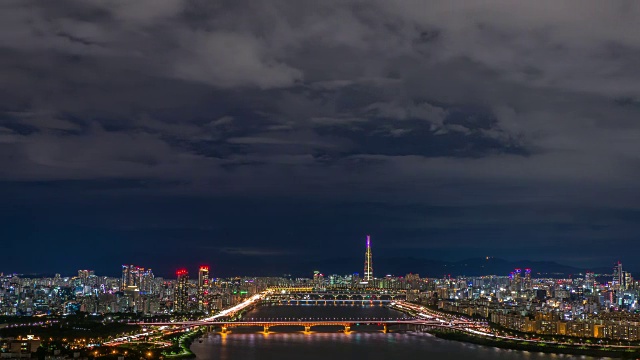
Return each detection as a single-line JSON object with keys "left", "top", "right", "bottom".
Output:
{"left": 129, "top": 289, "right": 484, "bottom": 336}
{"left": 137, "top": 319, "right": 478, "bottom": 334}
{"left": 263, "top": 288, "right": 406, "bottom": 304}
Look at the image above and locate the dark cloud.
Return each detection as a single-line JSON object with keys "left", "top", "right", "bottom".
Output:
{"left": 1, "top": 0, "right": 640, "bottom": 274}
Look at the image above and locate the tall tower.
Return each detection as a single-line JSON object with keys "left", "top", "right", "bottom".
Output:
{"left": 364, "top": 235, "right": 373, "bottom": 282}
{"left": 175, "top": 269, "right": 189, "bottom": 313}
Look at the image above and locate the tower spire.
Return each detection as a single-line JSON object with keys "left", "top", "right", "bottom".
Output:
{"left": 364, "top": 235, "right": 373, "bottom": 282}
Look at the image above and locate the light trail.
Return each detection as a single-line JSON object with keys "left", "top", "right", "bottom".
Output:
{"left": 201, "top": 292, "right": 265, "bottom": 321}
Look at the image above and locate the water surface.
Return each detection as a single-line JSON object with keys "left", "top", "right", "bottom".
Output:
{"left": 192, "top": 305, "right": 603, "bottom": 360}
{"left": 192, "top": 332, "right": 603, "bottom": 360}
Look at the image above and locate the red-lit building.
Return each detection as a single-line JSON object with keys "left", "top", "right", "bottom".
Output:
{"left": 175, "top": 269, "right": 189, "bottom": 313}
{"left": 198, "top": 266, "right": 210, "bottom": 312}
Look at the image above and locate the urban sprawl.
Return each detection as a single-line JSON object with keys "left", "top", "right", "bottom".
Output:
{"left": 1, "top": 237, "right": 640, "bottom": 359}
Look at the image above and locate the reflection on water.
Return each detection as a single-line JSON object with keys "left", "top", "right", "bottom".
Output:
{"left": 191, "top": 305, "right": 602, "bottom": 360}
{"left": 242, "top": 304, "right": 409, "bottom": 321}
{"left": 191, "top": 332, "right": 602, "bottom": 360}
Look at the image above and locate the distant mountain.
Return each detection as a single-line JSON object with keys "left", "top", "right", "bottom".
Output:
{"left": 298, "top": 256, "right": 616, "bottom": 279}
{"left": 5, "top": 257, "right": 618, "bottom": 279}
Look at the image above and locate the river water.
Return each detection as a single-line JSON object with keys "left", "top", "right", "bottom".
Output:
{"left": 191, "top": 305, "right": 602, "bottom": 360}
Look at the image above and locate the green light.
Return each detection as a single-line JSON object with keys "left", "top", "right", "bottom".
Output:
{"left": 240, "top": 291, "right": 248, "bottom": 295}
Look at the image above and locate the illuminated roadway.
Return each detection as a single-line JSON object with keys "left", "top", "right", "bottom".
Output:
{"left": 105, "top": 290, "right": 482, "bottom": 345}
{"left": 105, "top": 290, "right": 640, "bottom": 352}
{"left": 133, "top": 290, "right": 481, "bottom": 333}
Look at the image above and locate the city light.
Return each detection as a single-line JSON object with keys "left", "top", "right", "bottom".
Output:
{"left": 1, "top": 243, "right": 639, "bottom": 359}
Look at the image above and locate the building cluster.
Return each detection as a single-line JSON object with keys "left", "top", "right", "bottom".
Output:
{"left": 0, "top": 267, "right": 290, "bottom": 316}
{"left": 432, "top": 262, "right": 640, "bottom": 340}
{"left": 1, "top": 236, "right": 639, "bottom": 344}
{"left": 0, "top": 335, "right": 41, "bottom": 359}
{"left": 0, "top": 266, "right": 428, "bottom": 317}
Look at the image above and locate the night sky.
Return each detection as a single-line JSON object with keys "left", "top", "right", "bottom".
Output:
{"left": 2, "top": 1, "right": 640, "bottom": 277}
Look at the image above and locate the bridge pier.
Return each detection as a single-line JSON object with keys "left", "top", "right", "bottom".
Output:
{"left": 383, "top": 324, "right": 388, "bottom": 333}
{"left": 344, "top": 325, "right": 350, "bottom": 333}
{"left": 304, "top": 325, "right": 311, "bottom": 333}
{"left": 263, "top": 325, "right": 269, "bottom": 334}
{"left": 221, "top": 326, "right": 228, "bottom": 334}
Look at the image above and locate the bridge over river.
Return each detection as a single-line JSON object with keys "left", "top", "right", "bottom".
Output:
{"left": 107, "top": 290, "right": 487, "bottom": 346}
{"left": 190, "top": 319, "right": 476, "bottom": 334}
{"left": 135, "top": 289, "right": 479, "bottom": 334}
{"left": 138, "top": 318, "right": 476, "bottom": 334}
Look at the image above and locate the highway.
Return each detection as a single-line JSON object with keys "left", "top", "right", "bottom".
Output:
{"left": 106, "top": 290, "right": 640, "bottom": 353}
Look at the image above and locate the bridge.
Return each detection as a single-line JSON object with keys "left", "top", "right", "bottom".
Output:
{"left": 268, "top": 288, "right": 406, "bottom": 297}
{"left": 126, "top": 288, "right": 484, "bottom": 333}
{"left": 108, "top": 290, "right": 487, "bottom": 345}
{"left": 263, "top": 289, "right": 405, "bottom": 305}
{"left": 197, "top": 320, "right": 461, "bottom": 334}
{"left": 267, "top": 287, "right": 406, "bottom": 294}
{"left": 264, "top": 299, "right": 395, "bottom": 305}
{"left": 135, "top": 319, "right": 478, "bottom": 334}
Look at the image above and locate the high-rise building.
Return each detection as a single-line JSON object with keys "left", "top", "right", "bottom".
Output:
{"left": 613, "top": 261, "right": 623, "bottom": 290}
{"left": 585, "top": 271, "right": 595, "bottom": 291}
{"left": 363, "top": 235, "right": 373, "bottom": 282}
{"left": 77, "top": 270, "right": 92, "bottom": 281}
{"left": 140, "top": 268, "right": 154, "bottom": 294}
{"left": 77, "top": 270, "right": 93, "bottom": 291}
{"left": 624, "top": 271, "right": 633, "bottom": 291}
{"left": 175, "top": 269, "right": 189, "bottom": 313}
{"left": 197, "top": 266, "right": 209, "bottom": 312}
{"left": 313, "top": 271, "right": 324, "bottom": 288}
{"left": 524, "top": 268, "right": 532, "bottom": 290}
{"left": 198, "top": 266, "right": 209, "bottom": 289}
{"left": 511, "top": 268, "right": 522, "bottom": 292}
{"left": 121, "top": 265, "right": 130, "bottom": 291}
{"left": 121, "top": 265, "right": 144, "bottom": 290}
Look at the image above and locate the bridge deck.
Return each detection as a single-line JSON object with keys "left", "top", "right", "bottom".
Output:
{"left": 135, "top": 319, "right": 475, "bottom": 326}
{"left": 265, "top": 299, "right": 392, "bottom": 302}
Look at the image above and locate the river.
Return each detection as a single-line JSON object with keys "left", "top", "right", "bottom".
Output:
{"left": 191, "top": 305, "right": 602, "bottom": 360}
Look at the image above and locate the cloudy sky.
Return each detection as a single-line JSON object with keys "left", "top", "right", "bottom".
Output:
{"left": 2, "top": 0, "right": 640, "bottom": 276}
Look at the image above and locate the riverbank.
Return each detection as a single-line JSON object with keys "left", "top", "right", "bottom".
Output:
{"left": 431, "top": 330, "right": 640, "bottom": 359}
{"left": 389, "top": 302, "right": 640, "bottom": 358}
{"left": 162, "top": 329, "right": 204, "bottom": 359}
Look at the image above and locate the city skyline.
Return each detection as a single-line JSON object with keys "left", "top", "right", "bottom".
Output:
{"left": 2, "top": 240, "right": 639, "bottom": 358}
{"left": 3, "top": 2, "right": 640, "bottom": 359}
{"left": 2, "top": 260, "right": 639, "bottom": 359}
{"left": 1, "top": 243, "right": 635, "bottom": 280}
{"left": 0, "top": 233, "right": 637, "bottom": 279}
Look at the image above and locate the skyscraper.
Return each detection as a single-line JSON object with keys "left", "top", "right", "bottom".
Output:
{"left": 524, "top": 268, "right": 532, "bottom": 290}
{"left": 121, "top": 265, "right": 143, "bottom": 290}
{"left": 511, "top": 268, "right": 522, "bottom": 292}
{"left": 121, "top": 265, "right": 130, "bottom": 291}
{"left": 141, "top": 268, "right": 154, "bottom": 294}
{"left": 585, "top": 271, "right": 595, "bottom": 291}
{"left": 624, "top": 271, "right": 633, "bottom": 291}
{"left": 198, "top": 266, "right": 209, "bottom": 289}
{"left": 197, "top": 266, "right": 210, "bottom": 312}
{"left": 175, "top": 269, "right": 189, "bottom": 313}
{"left": 363, "top": 235, "right": 373, "bottom": 282}
{"left": 613, "top": 261, "right": 623, "bottom": 290}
